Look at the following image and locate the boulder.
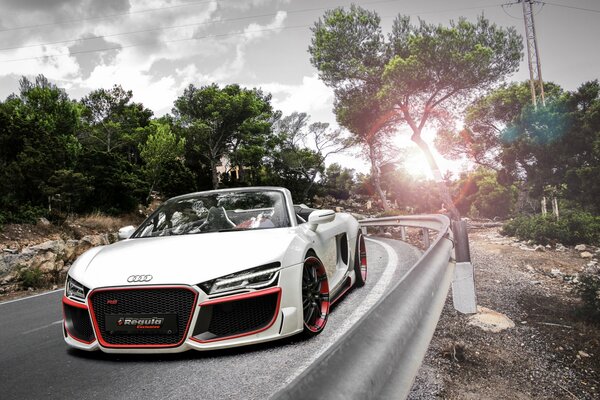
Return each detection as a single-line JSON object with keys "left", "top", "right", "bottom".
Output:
{"left": 581, "top": 251, "right": 593, "bottom": 259}
{"left": 575, "top": 244, "right": 587, "bottom": 251}
{"left": 468, "top": 306, "right": 515, "bottom": 333}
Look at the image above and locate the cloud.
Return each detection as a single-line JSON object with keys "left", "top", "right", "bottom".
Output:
{"left": 219, "top": 0, "right": 291, "bottom": 12}
{"left": 261, "top": 74, "right": 335, "bottom": 120}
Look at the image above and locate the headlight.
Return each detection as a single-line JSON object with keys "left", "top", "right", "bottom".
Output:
{"left": 200, "top": 263, "right": 280, "bottom": 295}
{"left": 66, "top": 276, "right": 88, "bottom": 301}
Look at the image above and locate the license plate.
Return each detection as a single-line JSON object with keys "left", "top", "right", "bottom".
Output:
{"left": 105, "top": 314, "right": 178, "bottom": 335}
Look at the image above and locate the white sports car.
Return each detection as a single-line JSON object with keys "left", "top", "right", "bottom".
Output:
{"left": 62, "top": 187, "right": 368, "bottom": 353}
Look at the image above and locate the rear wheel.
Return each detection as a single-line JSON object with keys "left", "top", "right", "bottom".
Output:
{"left": 354, "top": 233, "right": 368, "bottom": 287}
{"left": 301, "top": 255, "right": 330, "bottom": 336}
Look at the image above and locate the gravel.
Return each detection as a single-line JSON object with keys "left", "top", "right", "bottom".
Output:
{"left": 409, "top": 228, "right": 599, "bottom": 400}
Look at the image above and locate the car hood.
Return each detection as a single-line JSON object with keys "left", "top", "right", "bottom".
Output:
{"left": 71, "top": 228, "right": 303, "bottom": 289}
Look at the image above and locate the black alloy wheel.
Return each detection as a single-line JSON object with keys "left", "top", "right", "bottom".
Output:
{"left": 354, "top": 233, "right": 368, "bottom": 287}
{"left": 301, "top": 255, "right": 330, "bottom": 336}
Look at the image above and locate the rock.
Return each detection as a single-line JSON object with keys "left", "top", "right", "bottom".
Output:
{"left": 29, "top": 240, "right": 65, "bottom": 254}
{"left": 555, "top": 244, "right": 566, "bottom": 252}
{"left": 545, "top": 244, "right": 552, "bottom": 249}
{"left": 526, "top": 264, "right": 535, "bottom": 273}
{"left": 64, "top": 239, "right": 79, "bottom": 262}
{"left": 580, "top": 251, "right": 593, "bottom": 259}
{"left": 578, "top": 350, "right": 590, "bottom": 358}
{"left": 519, "top": 245, "right": 536, "bottom": 251}
{"left": 2, "top": 248, "right": 17, "bottom": 254}
{"left": 575, "top": 244, "right": 587, "bottom": 251}
{"left": 0, "top": 271, "right": 17, "bottom": 284}
{"left": 38, "top": 217, "right": 51, "bottom": 226}
{"left": 550, "top": 268, "right": 562, "bottom": 277}
{"left": 530, "top": 280, "right": 541, "bottom": 285}
{"left": 383, "top": 232, "right": 393, "bottom": 239}
{"left": 468, "top": 306, "right": 515, "bottom": 333}
{"left": 72, "top": 235, "right": 109, "bottom": 258}
{"left": 534, "top": 245, "right": 545, "bottom": 252}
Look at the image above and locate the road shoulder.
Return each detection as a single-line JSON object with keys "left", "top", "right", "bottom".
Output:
{"left": 410, "top": 227, "right": 599, "bottom": 399}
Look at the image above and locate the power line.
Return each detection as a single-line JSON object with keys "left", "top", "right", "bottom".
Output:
{"left": 0, "top": 0, "right": 402, "bottom": 53}
{"left": 1, "top": 25, "right": 310, "bottom": 63}
{"left": 0, "top": 1, "right": 506, "bottom": 63}
{"left": 0, "top": 0, "right": 402, "bottom": 34}
{"left": 0, "top": 0, "right": 216, "bottom": 33}
{"left": 542, "top": 1, "right": 600, "bottom": 14}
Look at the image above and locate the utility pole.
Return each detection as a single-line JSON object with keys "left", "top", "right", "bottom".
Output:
{"left": 521, "top": 0, "right": 545, "bottom": 108}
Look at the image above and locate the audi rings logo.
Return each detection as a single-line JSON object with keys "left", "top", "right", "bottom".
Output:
{"left": 127, "top": 274, "right": 153, "bottom": 283}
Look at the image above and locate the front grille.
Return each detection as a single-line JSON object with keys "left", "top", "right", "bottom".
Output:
{"left": 63, "top": 302, "right": 95, "bottom": 343}
{"left": 89, "top": 287, "right": 197, "bottom": 347}
{"left": 193, "top": 291, "right": 279, "bottom": 341}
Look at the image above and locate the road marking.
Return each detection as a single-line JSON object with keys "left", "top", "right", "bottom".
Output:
{"left": 283, "top": 238, "right": 399, "bottom": 385}
{"left": 23, "top": 320, "right": 63, "bottom": 335}
{"left": 330, "top": 238, "right": 398, "bottom": 338}
{"left": 0, "top": 288, "right": 63, "bottom": 306}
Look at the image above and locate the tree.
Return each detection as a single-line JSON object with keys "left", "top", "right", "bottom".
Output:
{"left": 334, "top": 85, "right": 398, "bottom": 210}
{"left": 140, "top": 122, "right": 186, "bottom": 200}
{"left": 435, "top": 81, "right": 564, "bottom": 177}
{"left": 173, "top": 84, "right": 274, "bottom": 189}
{"left": 436, "top": 81, "right": 600, "bottom": 213}
{"left": 271, "top": 112, "right": 353, "bottom": 201}
{"left": 0, "top": 75, "right": 81, "bottom": 217}
{"left": 453, "top": 168, "right": 517, "bottom": 219}
{"left": 322, "top": 163, "right": 355, "bottom": 200}
{"left": 80, "top": 85, "right": 153, "bottom": 159}
{"left": 310, "top": 6, "right": 523, "bottom": 219}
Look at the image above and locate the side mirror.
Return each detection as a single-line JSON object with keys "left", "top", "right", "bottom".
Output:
{"left": 118, "top": 225, "right": 136, "bottom": 240}
{"left": 307, "top": 210, "right": 336, "bottom": 231}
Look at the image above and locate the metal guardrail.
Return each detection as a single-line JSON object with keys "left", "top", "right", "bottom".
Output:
{"left": 272, "top": 214, "right": 470, "bottom": 400}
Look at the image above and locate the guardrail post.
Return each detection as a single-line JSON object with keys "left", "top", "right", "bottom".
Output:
{"left": 422, "top": 228, "right": 430, "bottom": 248}
{"left": 451, "top": 219, "right": 477, "bottom": 314}
{"left": 400, "top": 226, "right": 406, "bottom": 241}
{"left": 361, "top": 226, "right": 367, "bottom": 235}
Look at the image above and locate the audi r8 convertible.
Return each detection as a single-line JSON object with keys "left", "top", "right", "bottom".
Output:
{"left": 62, "top": 187, "right": 368, "bottom": 353}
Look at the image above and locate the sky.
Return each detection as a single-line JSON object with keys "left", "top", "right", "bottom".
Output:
{"left": 0, "top": 0, "right": 598, "bottom": 176}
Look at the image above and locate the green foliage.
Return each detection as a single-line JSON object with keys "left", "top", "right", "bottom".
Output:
{"left": 438, "top": 80, "right": 600, "bottom": 214}
{"left": 322, "top": 163, "right": 355, "bottom": 200}
{"left": 0, "top": 75, "right": 81, "bottom": 218}
{"left": 310, "top": 6, "right": 523, "bottom": 216}
{"left": 80, "top": 85, "right": 153, "bottom": 157}
{"left": 155, "top": 160, "right": 197, "bottom": 199}
{"left": 455, "top": 168, "right": 517, "bottom": 219}
{"left": 140, "top": 121, "right": 185, "bottom": 198}
{"left": 575, "top": 266, "right": 600, "bottom": 322}
{"left": 77, "top": 149, "right": 148, "bottom": 214}
{"left": 173, "top": 83, "right": 274, "bottom": 189}
{"left": 501, "top": 211, "right": 600, "bottom": 246}
{"left": 19, "top": 267, "right": 44, "bottom": 289}
{"left": 42, "top": 169, "right": 94, "bottom": 213}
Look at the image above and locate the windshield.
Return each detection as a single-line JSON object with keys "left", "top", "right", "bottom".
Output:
{"left": 133, "top": 190, "right": 290, "bottom": 238}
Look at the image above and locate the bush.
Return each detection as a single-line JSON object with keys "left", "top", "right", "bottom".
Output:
{"left": 575, "top": 265, "right": 600, "bottom": 322}
{"left": 501, "top": 211, "right": 600, "bottom": 245}
{"left": 0, "top": 205, "right": 47, "bottom": 225}
{"left": 19, "top": 267, "right": 44, "bottom": 289}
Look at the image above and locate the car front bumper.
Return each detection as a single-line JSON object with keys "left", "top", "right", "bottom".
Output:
{"left": 63, "top": 264, "right": 304, "bottom": 353}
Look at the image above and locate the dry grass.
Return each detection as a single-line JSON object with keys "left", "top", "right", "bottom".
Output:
{"left": 71, "top": 212, "right": 133, "bottom": 232}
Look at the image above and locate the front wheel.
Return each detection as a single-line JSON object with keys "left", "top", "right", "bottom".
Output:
{"left": 354, "top": 233, "right": 368, "bottom": 287}
{"left": 301, "top": 255, "right": 330, "bottom": 337}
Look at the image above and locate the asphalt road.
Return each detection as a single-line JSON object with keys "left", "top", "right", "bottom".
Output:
{"left": 0, "top": 238, "right": 421, "bottom": 400}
